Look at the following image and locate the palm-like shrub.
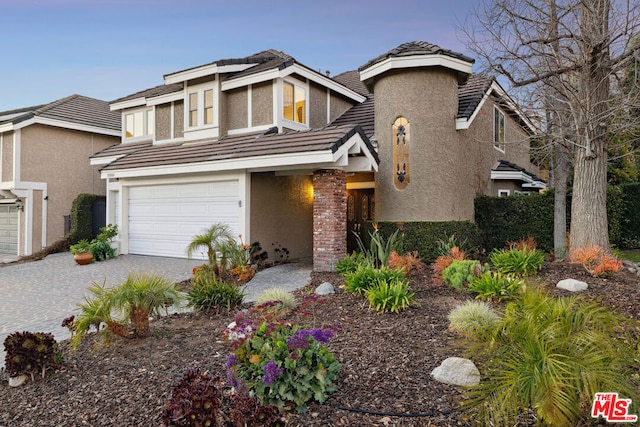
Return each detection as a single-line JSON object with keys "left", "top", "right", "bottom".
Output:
{"left": 462, "top": 288, "right": 640, "bottom": 426}
{"left": 186, "top": 223, "right": 234, "bottom": 270}
{"left": 72, "top": 273, "right": 183, "bottom": 348}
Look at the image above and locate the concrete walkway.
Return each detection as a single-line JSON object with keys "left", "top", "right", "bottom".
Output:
{"left": 0, "top": 253, "right": 312, "bottom": 368}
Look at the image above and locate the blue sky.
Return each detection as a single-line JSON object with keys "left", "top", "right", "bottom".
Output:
{"left": 0, "top": 0, "right": 478, "bottom": 111}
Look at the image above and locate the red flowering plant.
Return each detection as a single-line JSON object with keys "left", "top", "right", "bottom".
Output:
{"left": 569, "top": 245, "right": 623, "bottom": 277}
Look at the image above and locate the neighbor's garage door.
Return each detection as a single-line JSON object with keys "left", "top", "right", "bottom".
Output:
{"left": 128, "top": 181, "right": 240, "bottom": 259}
{"left": 0, "top": 205, "right": 19, "bottom": 255}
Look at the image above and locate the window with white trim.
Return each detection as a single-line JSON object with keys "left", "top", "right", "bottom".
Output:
{"left": 498, "top": 189, "right": 510, "bottom": 197}
{"left": 494, "top": 106, "right": 505, "bottom": 151}
{"left": 125, "top": 108, "right": 154, "bottom": 139}
{"left": 186, "top": 83, "right": 217, "bottom": 129}
{"left": 283, "top": 81, "right": 306, "bottom": 124}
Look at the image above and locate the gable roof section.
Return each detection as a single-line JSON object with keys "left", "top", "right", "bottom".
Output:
{"left": 492, "top": 160, "right": 546, "bottom": 189}
{"left": 333, "top": 70, "right": 371, "bottom": 98}
{"left": 456, "top": 75, "right": 537, "bottom": 135}
{"left": 0, "top": 95, "right": 120, "bottom": 136}
{"left": 110, "top": 83, "right": 184, "bottom": 109}
{"left": 99, "top": 124, "right": 379, "bottom": 178}
{"left": 90, "top": 140, "right": 153, "bottom": 166}
{"left": 359, "top": 41, "right": 474, "bottom": 83}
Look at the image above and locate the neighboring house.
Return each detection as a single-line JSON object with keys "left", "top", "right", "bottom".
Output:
{"left": 91, "top": 42, "right": 543, "bottom": 271}
{"left": 0, "top": 95, "right": 120, "bottom": 256}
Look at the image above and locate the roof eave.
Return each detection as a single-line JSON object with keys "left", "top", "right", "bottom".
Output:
{"left": 360, "top": 54, "right": 474, "bottom": 83}
{"left": 164, "top": 63, "right": 256, "bottom": 84}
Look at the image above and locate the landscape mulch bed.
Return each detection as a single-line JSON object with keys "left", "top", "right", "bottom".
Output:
{"left": 1, "top": 261, "right": 638, "bottom": 427}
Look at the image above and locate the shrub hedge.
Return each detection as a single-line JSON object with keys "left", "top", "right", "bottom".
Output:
{"left": 621, "top": 183, "right": 640, "bottom": 248}
{"left": 361, "top": 221, "right": 482, "bottom": 263}
{"left": 66, "top": 193, "right": 105, "bottom": 244}
{"left": 475, "top": 191, "right": 554, "bottom": 253}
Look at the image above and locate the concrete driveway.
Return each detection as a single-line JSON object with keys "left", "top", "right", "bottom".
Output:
{"left": 0, "top": 252, "right": 202, "bottom": 368}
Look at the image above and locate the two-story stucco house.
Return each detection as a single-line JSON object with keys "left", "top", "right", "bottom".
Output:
{"left": 0, "top": 95, "right": 120, "bottom": 256}
{"left": 91, "top": 42, "right": 544, "bottom": 271}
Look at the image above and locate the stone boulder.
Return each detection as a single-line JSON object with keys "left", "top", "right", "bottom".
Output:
{"left": 430, "top": 357, "right": 480, "bottom": 386}
{"left": 556, "top": 278, "right": 588, "bottom": 292}
{"left": 315, "top": 282, "right": 335, "bottom": 295}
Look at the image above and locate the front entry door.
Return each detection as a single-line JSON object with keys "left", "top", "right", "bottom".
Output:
{"left": 346, "top": 189, "right": 375, "bottom": 253}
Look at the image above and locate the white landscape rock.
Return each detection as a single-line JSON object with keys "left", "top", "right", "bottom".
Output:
{"left": 315, "top": 282, "right": 335, "bottom": 295}
{"left": 556, "top": 278, "right": 588, "bottom": 292}
{"left": 8, "top": 375, "right": 28, "bottom": 387}
{"left": 430, "top": 357, "right": 480, "bottom": 387}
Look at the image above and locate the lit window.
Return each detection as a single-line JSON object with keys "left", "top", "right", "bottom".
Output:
{"left": 283, "top": 81, "right": 306, "bottom": 124}
{"left": 494, "top": 107, "right": 505, "bottom": 151}
{"left": 204, "top": 89, "right": 213, "bottom": 125}
{"left": 189, "top": 93, "right": 198, "bottom": 127}
{"left": 125, "top": 109, "right": 153, "bottom": 139}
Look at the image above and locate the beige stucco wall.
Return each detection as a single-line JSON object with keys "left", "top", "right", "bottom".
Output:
{"left": 373, "top": 68, "right": 477, "bottom": 222}
{"left": 226, "top": 87, "right": 248, "bottom": 132}
{"left": 19, "top": 124, "right": 118, "bottom": 250}
{"left": 329, "top": 92, "right": 355, "bottom": 123}
{"left": 250, "top": 172, "right": 313, "bottom": 262}
{"left": 309, "top": 82, "right": 327, "bottom": 129}
{"left": 156, "top": 104, "right": 172, "bottom": 141}
{"left": 174, "top": 101, "right": 184, "bottom": 139}
{"left": 251, "top": 81, "right": 273, "bottom": 127}
{"left": 1, "top": 131, "right": 14, "bottom": 182}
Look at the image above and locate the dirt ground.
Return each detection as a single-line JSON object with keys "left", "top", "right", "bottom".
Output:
{"left": 1, "top": 261, "right": 639, "bottom": 426}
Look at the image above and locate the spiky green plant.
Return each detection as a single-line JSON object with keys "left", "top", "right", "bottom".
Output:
{"left": 344, "top": 264, "right": 406, "bottom": 295}
{"left": 447, "top": 301, "right": 501, "bottom": 339}
{"left": 462, "top": 287, "right": 640, "bottom": 426}
{"left": 468, "top": 272, "right": 525, "bottom": 301}
{"left": 71, "top": 280, "right": 114, "bottom": 349}
{"left": 365, "top": 278, "right": 415, "bottom": 313}
{"left": 186, "top": 223, "right": 234, "bottom": 270}
{"left": 335, "top": 252, "right": 368, "bottom": 275}
{"left": 489, "top": 246, "right": 545, "bottom": 276}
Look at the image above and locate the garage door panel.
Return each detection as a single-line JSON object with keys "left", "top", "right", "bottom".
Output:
{"left": 128, "top": 181, "right": 240, "bottom": 259}
{"left": 0, "top": 205, "right": 18, "bottom": 255}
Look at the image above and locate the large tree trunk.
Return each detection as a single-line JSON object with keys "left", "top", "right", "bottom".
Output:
{"left": 553, "top": 147, "right": 570, "bottom": 259}
{"left": 569, "top": 0, "right": 611, "bottom": 251}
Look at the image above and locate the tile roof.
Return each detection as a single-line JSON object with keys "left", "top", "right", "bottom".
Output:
{"left": 100, "top": 124, "right": 378, "bottom": 172}
{"left": 91, "top": 140, "right": 153, "bottom": 160}
{"left": 330, "top": 97, "right": 375, "bottom": 138}
{"left": 110, "top": 83, "right": 183, "bottom": 104}
{"left": 332, "top": 70, "right": 371, "bottom": 98}
{"left": 457, "top": 74, "right": 495, "bottom": 119}
{"left": 0, "top": 95, "right": 120, "bottom": 131}
{"left": 358, "top": 41, "right": 475, "bottom": 72}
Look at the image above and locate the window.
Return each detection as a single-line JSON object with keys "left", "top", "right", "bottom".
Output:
{"left": 283, "top": 81, "right": 306, "bottom": 124}
{"left": 494, "top": 107, "right": 505, "bottom": 151}
{"left": 125, "top": 109, "right": 153, "bottom": 139}
{"left": 189, "top": 93, "right": 198, "bottom": 127}
{"left": 498, "top": 189, "right": 510, "bottom": 197}
{"left": 204, "top": 89, "right": 213, "bottom": 125}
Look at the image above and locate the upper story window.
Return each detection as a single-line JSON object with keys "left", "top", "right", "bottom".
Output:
{"left": 283, "top": 81, "right": 306, "bottom": 124}
{"left": 494, "top": 107, "right": 505, "bottom": 151}
{"left": 187, "top": 83, "right": 217, "bottom": 129}
{"left": 125, "top": 108, "right": 154, "bottom": 139}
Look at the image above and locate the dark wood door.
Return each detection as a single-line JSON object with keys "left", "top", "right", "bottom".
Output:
{"left": 347, "top": 189, "right": 375, "bottom": 253}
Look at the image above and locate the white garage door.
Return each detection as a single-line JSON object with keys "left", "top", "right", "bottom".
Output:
{"left": 128, "top": 181, "right": 240, "bottom": 259}
{"left": 0, "top": 205, "right": 19, "bottom": 255}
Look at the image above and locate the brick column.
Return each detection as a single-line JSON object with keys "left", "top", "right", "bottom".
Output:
{"left": 312, "top": 169, "right": 347, "bottom": 272}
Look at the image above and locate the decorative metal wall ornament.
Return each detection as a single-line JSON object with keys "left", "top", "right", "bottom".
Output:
{"left": 392, "top": 117, "right": 410, "bottom": 189}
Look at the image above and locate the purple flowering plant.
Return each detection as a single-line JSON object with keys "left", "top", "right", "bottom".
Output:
{"left": 225, "top": 321, "right": 341, "bottom": 413}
